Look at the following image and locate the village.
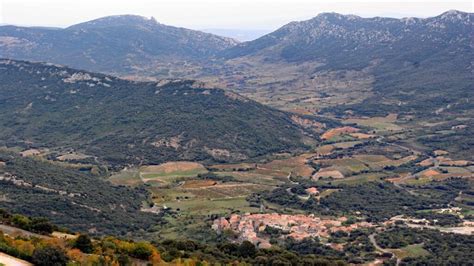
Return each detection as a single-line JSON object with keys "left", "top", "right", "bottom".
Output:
{"left": 212, "top": 213, "right": 373, "bottom": 249}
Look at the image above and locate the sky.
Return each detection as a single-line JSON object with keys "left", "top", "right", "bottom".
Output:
{"left": 1, "top": 0, "right": 472, "bottom": 30}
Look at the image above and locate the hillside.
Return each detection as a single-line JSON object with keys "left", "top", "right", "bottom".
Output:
{"left": 222, "top": 11, "right": 472, "bottom": 66}
{"left": 0, "top": 59, "right": 311, "bottom": 167}
{"left": 0, "top": 151, "right": 158, "bottom": 236}
{"left": 0, "top": 15, "right": 237, "bottom": 75}
{"left": 1, "top": 12, "right": 472, "bottom": 118}
{"left": 220, "top": 10, "right": 474, "bottom": 117}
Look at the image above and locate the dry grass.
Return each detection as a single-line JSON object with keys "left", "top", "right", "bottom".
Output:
{"left": 108, "top": 168, "right": 142, "bottom": 186}
{"left": 316, "top": 145, "right": 335, "bottom": 155}
{"left": 56, "top": 153, "right": 90, "bottom": 161}
{"left": 259, "top": 154, "right": 315, "bottom": 178}
{"left": 388, "top": 244, "right": 430, "bottom": 259}
{"left": 182, "top": 180, "right": 217, "bottom": 189}
{"left": 349, "top": 133, "right": 376, "bottom": 139}
{"left": 344, "top": 114, "right": 402, "bottom": 132}
{"left": 141, "top": 161, "right": 206, "bottom": 174}
{"left": 321, "top": 126, "right": 359, "bottom": 140}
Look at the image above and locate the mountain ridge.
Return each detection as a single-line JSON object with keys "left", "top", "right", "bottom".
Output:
{"left": 0, "top": 10, "right": 472, "bottom": 117}
{"left": 221, "top": 9, "right": 473, "bottom": 63}
{"left": 216, "top": 9, "right": 473, "bottom": 118}
{"left": 0, "top": 15, "right": 238, "bottom": 74}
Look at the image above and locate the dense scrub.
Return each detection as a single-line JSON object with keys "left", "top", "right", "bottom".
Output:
{"left": 0, "top": 60, "right": 311, "bottom": 168}
{"left": 0, "top": 152, "right": 159, "bottom": 236}
{"left": 376, "top": 227, "right": 474, "bottom": 265}
{"left": 261, "top": 180, "right": 469, "bottom": 221}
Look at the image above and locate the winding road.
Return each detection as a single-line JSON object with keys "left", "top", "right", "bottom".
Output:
{"left": 369, "top": 233, "right": 401, "bottom": 266}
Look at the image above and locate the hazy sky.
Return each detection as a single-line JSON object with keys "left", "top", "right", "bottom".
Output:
{"left": 1, "top": 0, "right": 472, "bottom": 30}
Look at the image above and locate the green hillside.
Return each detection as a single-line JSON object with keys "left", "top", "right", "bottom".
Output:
{"left": 0, "top": 151, "right": 158, "bottom": 236}
{"left": 0, "top": 59, "right": 311, "bottom": 167}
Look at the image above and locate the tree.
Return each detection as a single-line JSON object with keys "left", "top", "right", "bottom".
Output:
{"left": 73, "top": 234, "right": 94, "bottom": 253}
{"left": 117, "top": 254, "right": 131, "bottom": 266}
{"left": 11, "top": 215, "right": 31, "bottom": 230}
{"left": 30, "top": 218, "right": 54, "bottom": 234}
{"left": 32, "top": 246, "right": 68, "bottom": 266}
{"left": 130, "top": 242, "right": 153, "bottom": 260}
{"left": 238, "top": 241, "right": 256, "bottom": 258}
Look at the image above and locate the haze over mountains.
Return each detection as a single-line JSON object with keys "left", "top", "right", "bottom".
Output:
{"left": 1, "top": 10, "right": 471, "bottom": 119}
{"left": 0, "top": 10, "right": 472, "bottom": 162}
{"left": 201, "top": 28, "right": 271, "bottom": 41}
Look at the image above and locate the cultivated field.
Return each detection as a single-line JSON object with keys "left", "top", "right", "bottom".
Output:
{"left": 344, "top": 114, "right": 403, "bottom": 132}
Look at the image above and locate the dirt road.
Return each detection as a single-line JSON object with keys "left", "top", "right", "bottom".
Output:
{"left": 0, "top": 224, "right": 49, "bottom": 239}
{"left": 0, "top": 252, "right": 32, "bottom": 266}
{"left": 369, "top": 233, "right": 401, "bottom": 266}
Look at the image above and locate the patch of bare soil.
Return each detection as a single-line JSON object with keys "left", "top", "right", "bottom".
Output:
{"left": 141, "top": 162, "right": 206, "bottom": 173}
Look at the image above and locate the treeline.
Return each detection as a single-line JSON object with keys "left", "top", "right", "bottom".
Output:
{"left": 155, "top": 239, "right": 346, "bottom": 265}
{"left": 0, "top": 209, "right": 58, "bottom": 235}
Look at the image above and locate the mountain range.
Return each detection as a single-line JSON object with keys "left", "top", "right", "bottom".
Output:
{"left": 0, "top": 15, "right": 237, "bottom": 75}
{"left": 1, "top": 10, "right": 471, "bottom": 118}
{"left": 221, "top": 10, "right": 473, "bottom": 116}
{"left": 0, "top": 10, "right": 472, "bottom": 165}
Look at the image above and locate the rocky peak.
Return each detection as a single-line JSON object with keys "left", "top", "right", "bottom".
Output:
{"left": 66, "top": 15, "right": 160, "bottom": 30}
{"left": 439, "top": 10, "right": 470, "bottom": 19}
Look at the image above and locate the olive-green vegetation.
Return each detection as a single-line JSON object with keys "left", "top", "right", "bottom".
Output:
{"left": 156, "top": 239, "right": 346, "bottom": 265}
{"left": 285, "top": 233, "right": 376, "bottom": 264}
{"left": 260, "top": 180, "right": 470, "bottom": 221}
{"left": 0, "top": 152, "right": 159, "bottom": 236}
{"left": 0, "top": 60, "right": 311, "bottom": 168}
{"left": 0, "top": 209, "right": 56, "bottom": 235}
{"left": 32, "top": 246, "right": 69, "bottom": 266}
{"left": 411, "top": 212, "right": 463, "bottom": 227}
{"left": 376, "top": 227, "right": 474, "bottom": 265}
{"left": 406, "top": 178, "right": 472, "bottom": 204}
{"left": 0, "top": 210, "right": 347, "bottom": 265}
{"left": 418, "top": 120, "right": 474, "bottom": 160}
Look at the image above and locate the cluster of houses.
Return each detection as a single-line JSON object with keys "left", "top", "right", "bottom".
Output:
{"left": 212, "top": 213, "right": 373, "bottom": 249}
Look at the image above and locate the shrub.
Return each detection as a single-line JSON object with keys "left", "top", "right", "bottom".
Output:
{"left": 32, "top": 246, "right": 68, "bottom": 266}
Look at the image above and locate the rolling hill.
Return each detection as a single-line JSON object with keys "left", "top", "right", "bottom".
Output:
{"left": 0, "top": 150, "right": 158, "bottom": 235}
{"left": 0, "top": 59, "right": 312, "bottom": 167}
{"left": 0, "top": 15, "right": 237, "bottom": 75}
